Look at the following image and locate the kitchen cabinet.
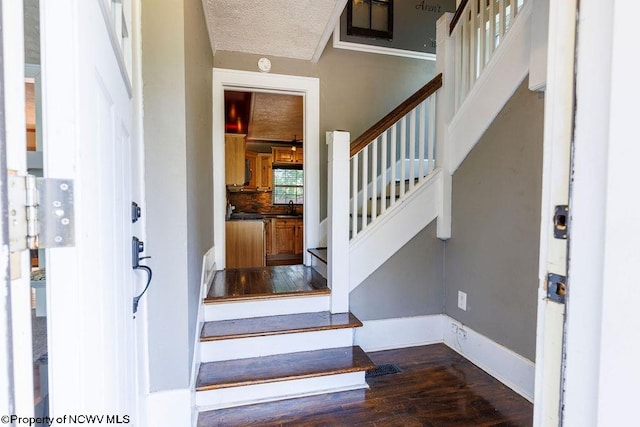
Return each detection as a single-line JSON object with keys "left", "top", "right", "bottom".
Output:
{"left": 272, "top": 146, "right": 303, "bottom": 165}
{"left": 245, "top": 151, "right": 258, "bottom": 189}
{"left": 294, "top": 222, "right": 304, "bottom": 255}
{"left": 274, "top": 219, "right": 296, "bottom": 255}
{"left": 225, "top": 134, "right": 246, "bottom": 186}
{"left": 264, "top": 218, "right": 274, "bottom": 256}
{"left": 226, "top": 220, "right": 265, "bottom": 268}
{"left": 256, "top": 153, "right": 273, "bottom": 190}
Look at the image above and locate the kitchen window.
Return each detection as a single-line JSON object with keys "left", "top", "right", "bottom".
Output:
{"left": 273, "top": 167, "right": 304, "bottom": 205}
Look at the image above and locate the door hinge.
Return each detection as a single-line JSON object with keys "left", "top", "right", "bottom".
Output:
{"left": 553, "top": 205, "right": 569, "bottom": 239}
{"left": 546, "top": 273, "right": 567, "bottom": 304}
{"left": 8, "top": 175, "right": 75, "bottom": 252}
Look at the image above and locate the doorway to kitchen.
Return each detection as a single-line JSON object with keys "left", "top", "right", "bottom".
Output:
{"left": 224, "top": 90, "right": 305, "bottom": 267}
{"left": 212, "top": 69, "right": 320, "bottom": 270}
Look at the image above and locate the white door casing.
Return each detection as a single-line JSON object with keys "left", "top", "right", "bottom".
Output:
{"left": 39, "top": 0, "right": 137, "bottom": 417}
{"left": 212, "top": 69, "right": 320, "bottom": 269}
{"left": 533, "top": 0, "right": 576, "bottom": 425}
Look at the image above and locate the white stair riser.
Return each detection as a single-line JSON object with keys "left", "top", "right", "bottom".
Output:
{"left": 204, "top": 295, "right": 330, "bottom": 321}
{"left": 196, "top": 372, "right": 367, "bottom": 411}
{"left": 201, "top": 328, "right": 354, "bottom": 362}
{"left": 310, "top": 257, "right": 327, "bottom": 279}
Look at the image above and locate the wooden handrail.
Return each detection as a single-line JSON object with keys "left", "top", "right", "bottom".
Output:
{"left": 449, "top": 0, "right": 469, "bottom": 35}
{"left": 350, "top": 73, "right": 442, "bottom": 157}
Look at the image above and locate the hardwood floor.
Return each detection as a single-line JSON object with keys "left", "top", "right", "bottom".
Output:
{"left": 206, "top": 265, "right": 329, "bottom": 302}
{"left": 198, "top": 344, "right": 533, "bottom": 426}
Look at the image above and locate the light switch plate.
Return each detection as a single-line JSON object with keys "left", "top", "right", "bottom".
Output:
{"left": 458, "top": 291, "right": 467, "bottom": 311}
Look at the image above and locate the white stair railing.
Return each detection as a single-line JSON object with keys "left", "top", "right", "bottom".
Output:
{"left": 450, "top": 0, "right": 527, "bottom": 111}
{"left": 348, "top": 75, "right": 442, "bottom": 239}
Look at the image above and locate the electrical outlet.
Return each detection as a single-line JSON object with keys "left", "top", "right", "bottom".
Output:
{"left": 458, "top": 291, "right": 467, "bottom": 311}
{"left": 457, "top": 328, "right": 467, "bottom": 340}
{"left": 451, "top": 323, "right": 459, "bottom": 334}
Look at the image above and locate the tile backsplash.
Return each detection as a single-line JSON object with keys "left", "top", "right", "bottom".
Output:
{"left": 228, "top": 191, "right": 302, "bottom": 215}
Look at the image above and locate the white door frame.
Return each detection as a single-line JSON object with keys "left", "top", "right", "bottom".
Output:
{"left": 212, "top": 68, "right": 320, "bottom": 269}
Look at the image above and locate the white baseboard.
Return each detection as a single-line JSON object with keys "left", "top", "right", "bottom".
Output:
{"left": 443, "top": 316, "right": 535, "bottom": 402}
{"left": 354, "top": 315, "right": 445, "bottom": 352}
{"left": 146, "top": 389, "right": 191, "bottom": 427}
{"left": 353, "top": 314, "right": 534, "bottom": 401}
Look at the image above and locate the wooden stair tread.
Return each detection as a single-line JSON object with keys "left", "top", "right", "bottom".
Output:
{"left": 205, "top": 265, "right": 329, "bottom": 304}
{"left": 201, "top": 312, "right": 362, "bottom": 342}
{"left": 307, "top": 247, "right": 327, "bottom": 264}
{"left": 196, "top": 346, "right": 374, "bottom": 392}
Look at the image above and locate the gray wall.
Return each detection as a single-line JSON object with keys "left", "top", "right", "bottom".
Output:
{"left": 444, "top": 79, "right": 544, "bottom": 361}
{"left": 141, "top": 0, "right": 213, "bottom": 391}
{"left": 350, "top": 221, "right": 444, "bottom": 320}
{"left": 184, "top": 0, "right": 214, "bottom": 381}
{"left": 214, "top": 44, "right": 436, "bottom": 220}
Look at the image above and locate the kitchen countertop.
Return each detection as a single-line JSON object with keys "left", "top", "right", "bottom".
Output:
{"left": 227, "top": 213, "right": 303, "bottom": 221}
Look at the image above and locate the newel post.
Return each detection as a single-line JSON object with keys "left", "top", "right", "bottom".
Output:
{"left": 326, "top": 131, "right": 350, "bottom": 313}
{"left": 435, "top": 12, "right": 455, "bottom": 240}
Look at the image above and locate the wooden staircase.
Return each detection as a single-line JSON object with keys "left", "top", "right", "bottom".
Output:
{"left": 195, "top": 265, "right": 373, "bottom": 414}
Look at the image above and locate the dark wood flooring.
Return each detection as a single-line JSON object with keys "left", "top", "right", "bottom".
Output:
{"left": 201, "top": 312, "right": 362, "bottom": 341}
{"left": 206, "top": 265, "right": 329, "bottom": 303}
{"left": 196, "top": 346, "right": 374, "bottom": 392}
{"left": 198, "top": 344, "right": 533, "bottom": 427}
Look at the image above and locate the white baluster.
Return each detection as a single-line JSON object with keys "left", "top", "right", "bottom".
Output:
{"left": 470, "top": 0, "right": 477, "bottom": 84}
{"left": 371, "top": 137, "right": 378, "bottom": 221}
{"left": 428, "top": 95, "right": 437, "bottom": 173}
{"left": 479, "top": 0, "right": 486, "bottom": 70}
{"left": 418, "top": 101, "right": 426, "bottom": 181}
{"left": 361, "top": 145, "right": 369, "bottom": 231}
{"left": 400, "top": 117, "right": 406, "bottom": 198}
{"left": 351, "top": 155, "right": 358, "bottom": 238}
{"left": 380, "top": 130, "right": 388, "bottom": 214}
{"left": 409, "top": 109, "right": 416, "bottom": 191}
{"left": 390, "top": 125, "right": 397, "bottom": 204}
{"left": 489, "top": 0, "right": 496, "bottom": 55}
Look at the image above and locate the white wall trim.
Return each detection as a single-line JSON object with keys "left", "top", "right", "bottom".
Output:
{"left": 355, "top": 315, "right": 445, "bottom": 352}
{"left": 353, "top": 314, "right": 535, "bottom": 401}
{"left": 146, "top": 389, "right": 191, "bottom": 427}
{"left": 332, "top": 21, "right": 436, "bottom": 61}
{"left": 212, "top": 69, "right": 320, "bottom": 269}
{"left": 443, "top": 317, "right": 535, "bottom": 402}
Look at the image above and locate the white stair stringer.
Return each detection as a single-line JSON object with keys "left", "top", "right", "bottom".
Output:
{"left": 349, "top": 168, "right": 443, "bottom": 292}
{"left": 448, "top": 0, "right": 532, "bottom": 173}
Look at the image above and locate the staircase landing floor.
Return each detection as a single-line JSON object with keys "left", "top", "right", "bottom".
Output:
{"left": 205, "top": 265, "right": 329, "bottom": 303}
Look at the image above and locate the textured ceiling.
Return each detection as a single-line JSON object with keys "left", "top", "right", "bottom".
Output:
{"left": 203, "top": 0, "right": 347, "bottom": 61}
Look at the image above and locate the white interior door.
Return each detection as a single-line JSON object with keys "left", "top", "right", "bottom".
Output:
{"left": 533, "top": 0, "right": 577, "bottom": 425}
{"left": 2, "top": 0, "right": 35, "bottom": 416}
{"left": 39, "top": 0, "right": 137, "bottom": 417}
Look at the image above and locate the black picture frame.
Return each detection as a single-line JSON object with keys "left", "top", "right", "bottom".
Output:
{"left": 346, "top": 0, "right": 394, "bottom": 40}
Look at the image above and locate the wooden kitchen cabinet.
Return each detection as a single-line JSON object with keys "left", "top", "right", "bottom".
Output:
{"left": 272, "top": 146, "right": 303, "bottom": 165}
{"left": 274, "top": 219, "right": 296, "bottom": 255}
{"left": 225, "top": 134, "right": 246, "bottom": 186}
{"left": 226, "top": 220, "right": 265, "bottom": 268}
{"left": 264, "top": 218, "right": 274, "bottom": 256}
{"left": 256, "top": 153, "right": 273, "bottom": 190}
{"left": 245, "top": 151, "right": 258, "bottom": 189}
{"left": 294, "top": 222, "right": 304, "bottom": 255}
